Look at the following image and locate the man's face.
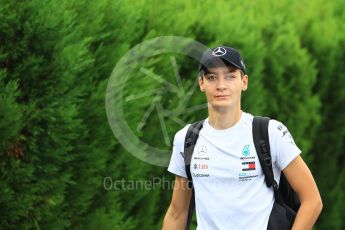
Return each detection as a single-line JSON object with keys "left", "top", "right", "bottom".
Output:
{"left": 199, "top": 66, "right": 248, "bottom": 110}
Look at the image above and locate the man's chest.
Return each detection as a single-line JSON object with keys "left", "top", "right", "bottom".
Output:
{"left": 190, "top": 132, "right": 263, "bottom": 184}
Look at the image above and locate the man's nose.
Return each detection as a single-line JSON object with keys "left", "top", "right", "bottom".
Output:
{"left": 216, "top": 76, "right": 227, "bottom": 90}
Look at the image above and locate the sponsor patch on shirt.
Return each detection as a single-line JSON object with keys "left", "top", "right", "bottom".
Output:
{"left": 238, "top": 172, "right": 259, "bottom": 181}
{"left": 242, "top": 161, "right": 256, "bottom": 171}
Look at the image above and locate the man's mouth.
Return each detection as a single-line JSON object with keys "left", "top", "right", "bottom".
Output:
{"left": 215, "top": 95, "right": 230, "bottom": 99}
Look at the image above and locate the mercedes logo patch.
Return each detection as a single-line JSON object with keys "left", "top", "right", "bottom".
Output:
{"left": 212, "top": 46, "right": 226, "bottom": 56}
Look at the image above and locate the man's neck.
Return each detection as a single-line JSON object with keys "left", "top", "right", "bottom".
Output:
{"left": 207, "top": 105, "right": 242, "bottom": 130}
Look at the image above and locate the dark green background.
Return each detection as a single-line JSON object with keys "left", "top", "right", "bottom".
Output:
{"left": 1, "top": 0, "right": 344, "bottom": 229}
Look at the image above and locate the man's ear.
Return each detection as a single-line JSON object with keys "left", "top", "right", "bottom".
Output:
{"left": 242, "top": 75, "right": 248, "bottom": 91}
{"left": 199, "top": 76, "right": 205, "bottom": 92}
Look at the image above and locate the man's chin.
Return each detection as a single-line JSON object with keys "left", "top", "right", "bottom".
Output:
{"left": 208, "top": 102, "right": 234, "bottom": 111}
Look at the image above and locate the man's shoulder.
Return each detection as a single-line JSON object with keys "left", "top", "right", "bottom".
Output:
{"left": 173, "top": 123, "right": 191, "bottom": 144}
{"left": 260, "top": 116, "right": 288, "bottom": 133}
{"left": 247, "top": 112, "right": 285, "bottom": 130}
{"left": 268, "top": 119, "right": 285, "bottom": 130}
{"left": 247, "top": 113, "right": 289, "bottom": 137}
{"left": 173, "top": 119, "right": 206, "bottom": 145}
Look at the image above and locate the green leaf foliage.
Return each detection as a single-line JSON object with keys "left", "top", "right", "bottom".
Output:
{"left": 0, "top": 0, "right": 344, "bottom": 229}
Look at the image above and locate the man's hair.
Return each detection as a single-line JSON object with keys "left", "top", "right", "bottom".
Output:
{"left": 199, "top": 64, "right": 245, "bottom": 79}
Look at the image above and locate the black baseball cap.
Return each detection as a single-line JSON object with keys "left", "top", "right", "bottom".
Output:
{"left": 199, "top": 46, "right": 246, "bottom": 74}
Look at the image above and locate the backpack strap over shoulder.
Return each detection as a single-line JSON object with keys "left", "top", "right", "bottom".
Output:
{"left": 184, "top": 120, "right": 204, "bottom": 230}
{"left": 252, "top": 116, "right": 275, "bottom": 188}
{"left": 253, "top": 117, "right": 300, "bottom": 227}
{"left": 184, "top": 120, "right": 204, "bottom": 187}
{"left": 253, "top": 116, "right": 285, "bottom": 204}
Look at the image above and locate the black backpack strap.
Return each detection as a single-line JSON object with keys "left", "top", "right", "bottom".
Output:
{"left": 184, "top": 120, "right": 204, "bottom": 230}
{"left": 253, "top": 116, "right": 274, "bottom": 187}
{"left": 184, "top": 120, "right": 204, "bottom": 187}
{"left": 253, "top": 116, "right": 284, "bottom": 204}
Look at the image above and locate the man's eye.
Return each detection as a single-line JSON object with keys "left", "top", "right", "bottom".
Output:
{"left": 225, "top": 74, "right": 236, "bottom": 79}
{"left": 206, "top": 75, "right": 217, "bottom": 80}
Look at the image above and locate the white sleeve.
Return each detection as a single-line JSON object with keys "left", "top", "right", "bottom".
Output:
{"left": 167, "top": 125, "right": 190, "bottom": 178}
{"left": 269, "top": 119, "right": 302, "bottom": 170}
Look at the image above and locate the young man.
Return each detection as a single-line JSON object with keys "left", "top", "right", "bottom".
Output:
{"left": 162, "top": 46, "right": 322, "bottom": 229}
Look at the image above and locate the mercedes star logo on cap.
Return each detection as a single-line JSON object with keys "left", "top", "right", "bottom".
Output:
{"left": 212, "top": 46, "right": 227, "bottom": 56}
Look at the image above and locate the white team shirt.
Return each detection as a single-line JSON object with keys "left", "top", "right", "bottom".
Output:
{"left": 167, "top": 111, "right": 301, "bottom": 230}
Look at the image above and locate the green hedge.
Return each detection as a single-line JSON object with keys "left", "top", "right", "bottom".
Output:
{"left": 1, "top": 0, "right": 344, "bottom": 229}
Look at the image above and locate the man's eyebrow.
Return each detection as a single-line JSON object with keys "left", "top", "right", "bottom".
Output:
{"left": 205, "top": 70, "right": 236, "bottom": 75}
